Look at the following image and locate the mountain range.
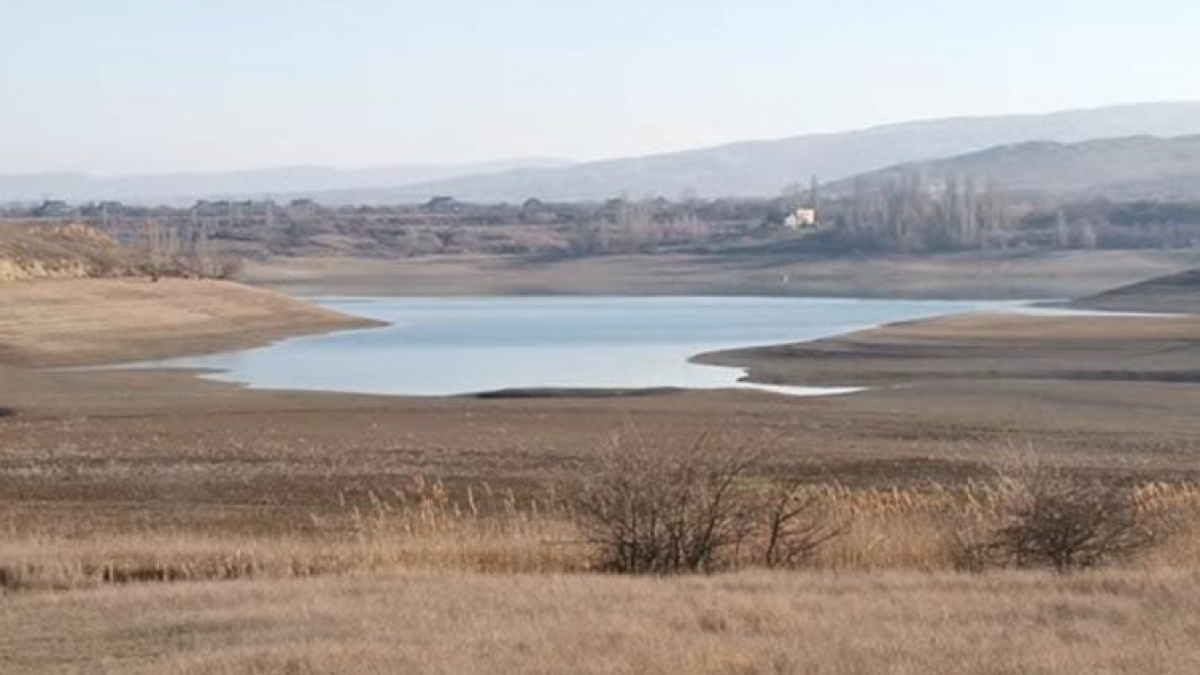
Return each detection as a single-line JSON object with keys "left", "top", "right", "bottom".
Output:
{"left": 315, "top": 102, "right": 1200, "bottom": 204}
{"left": 6, "top": 102, "right": 1200, "bottom": 205}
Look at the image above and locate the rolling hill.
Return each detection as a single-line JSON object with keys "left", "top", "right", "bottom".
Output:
{"left": 831, "top": 135, "right": 1200, "bottom": 200}
{"left": 306, "top": 101, "right": 1200, "bottom": 204}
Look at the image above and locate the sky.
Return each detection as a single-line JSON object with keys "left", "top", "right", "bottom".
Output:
{"left": 2, "top": 0, "right": 1199, "bottom": 175}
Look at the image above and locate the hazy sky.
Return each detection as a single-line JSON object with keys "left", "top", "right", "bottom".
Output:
{"left": 3, "top": 0, "right": 1198, "bottom": 175}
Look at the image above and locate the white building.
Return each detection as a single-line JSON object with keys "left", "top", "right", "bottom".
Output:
{"left": 783, "top": 208, "right": 818, "bottom": 229}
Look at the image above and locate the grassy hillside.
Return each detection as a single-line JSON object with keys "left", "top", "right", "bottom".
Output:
{"left": 0, "top": 221, "right": 135, "bottom": 281}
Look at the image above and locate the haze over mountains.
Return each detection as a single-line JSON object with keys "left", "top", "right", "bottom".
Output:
{"left": 5, "top": 102, "right": 1200, "bottom": 205}
{"left": 833, "top": 134, "right": 1200, "bottom": 201}
{"left": 0, "top": 158, "right": 572, "bottom": 206}
{"left": 329, "top": 102, "right": 1200, "bottom": 204}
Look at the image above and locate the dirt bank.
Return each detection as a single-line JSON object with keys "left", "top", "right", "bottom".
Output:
{"left": 241, "top": 249, "right": 1200, "bottom": 299}
{"left": 698, "top": 311, "right": 1200, "bottom": 387}
{"left": 1074, "top": 268, "right": 1200, "bottom": 314}
{"left": 0, "top": 277, "right": 381, "bottom": 367}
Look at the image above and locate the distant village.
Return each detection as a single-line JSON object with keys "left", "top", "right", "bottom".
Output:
{"left": 3, "top": 189, "right": 825, "bottom": 260}
{"left": 7, "top": 171, "right": 1200, "bottom": 258}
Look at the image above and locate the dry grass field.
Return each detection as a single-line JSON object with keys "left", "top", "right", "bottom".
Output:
{"left": 4, "top": 569, "right": 1200, "bottom": 675}
{"left": 4, "top": 462, "right": 1200, "bottom": 673}
{"left": 3, "top": 472, "right": 1198, "bottom": 589}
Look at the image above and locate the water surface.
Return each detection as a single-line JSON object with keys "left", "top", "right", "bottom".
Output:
{"left": 153, "top": 296, "right": 996, "bottom": 396}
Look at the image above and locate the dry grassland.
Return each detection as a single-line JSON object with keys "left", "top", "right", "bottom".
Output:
{"left": 4, "top": 478, "right": 1198, "bottom": 592}
{"left": 3, "top": 568, "right": 1199, "bottom": 675}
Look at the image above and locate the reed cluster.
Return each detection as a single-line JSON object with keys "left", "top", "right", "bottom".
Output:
{"left": 3, "top": 474, "right": 1197, "bottom": 592}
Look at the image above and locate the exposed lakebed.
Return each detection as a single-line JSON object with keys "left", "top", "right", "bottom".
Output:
{"left": 144, "top": 296, "right": 1001, "bottom": 396}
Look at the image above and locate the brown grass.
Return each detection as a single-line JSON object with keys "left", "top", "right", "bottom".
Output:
{"left": 4, "top": 568, "right": 1200, "bottom": 674}
{"left": 3, "top": 476, "right": 1198, "bottom": 673}
{"left": 4, "top": 478, "right": 1198, "bottom": 592}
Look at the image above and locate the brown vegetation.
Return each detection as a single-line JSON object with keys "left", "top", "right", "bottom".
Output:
{"left": 5, "top": 568, "right": 1200, "bottom": 675}
{"left": 4, "top": 567, "right": 1198, "bottom": 675}
{"left": 3, "top": 467, "right": 1197, "bottom": 593}
{"left": 1, "top": 471, "right": 1199, "bottom": 674}
{"left": 566, "top": 433, "right": 845, "bottom": 573}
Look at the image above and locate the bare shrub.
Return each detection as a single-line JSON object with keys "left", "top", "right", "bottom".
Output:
{"left": 974, "top": 471, "right": 1168, "bottom": 572}
{"left": 565, "top": 432, "right": 842, "bottom": 574}
{"left": 758, "top": 479, "right": 847, "bottom": 568}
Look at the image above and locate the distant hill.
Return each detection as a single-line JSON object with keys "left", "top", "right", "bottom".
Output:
{"left": 307, "top": 102, "right": 1200, "bottom": 204}
{"left": 9, "top": 102, "right": 1200, "bottom": 205}
{"left": 0, "top": 158, "right": 572, "bottom": 206}
{"left": 832, "top": 135, "right": 1200, "bottom": 200}
{"left": 1073, "top": 268, "right": 1200, "bottom": 314}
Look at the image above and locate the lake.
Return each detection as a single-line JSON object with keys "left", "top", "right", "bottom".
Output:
{"left": 150, "top": 296, "right": 997, "bottom": 396}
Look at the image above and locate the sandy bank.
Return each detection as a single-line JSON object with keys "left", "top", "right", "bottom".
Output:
{"left": 698, "top": 310, "right": 1200, "bottom": 387}
{"left": 0, "top": 277, "right": 381, "bottom": 367}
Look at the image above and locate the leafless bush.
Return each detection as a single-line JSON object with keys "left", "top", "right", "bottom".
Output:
{"left": 565, "top": 432, "right": 843, "bottom": 574}
{"left": 758, "top": 479, "right": 846, "bottom": 568}
{"left": 967, "top": 470, "right": 1169, "bottom": 572}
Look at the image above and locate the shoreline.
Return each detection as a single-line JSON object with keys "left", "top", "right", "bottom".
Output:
{"left": 0, "top": 277, "right": 384, "bottom": 369}
{"left": 106, "top": 295, "right": 990, "bottom": 400}
{"left": 6, "top": 278, "right": 1195, "bottom": 406}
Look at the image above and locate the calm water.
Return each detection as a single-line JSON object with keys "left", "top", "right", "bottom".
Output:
{"left": 151, "top": 296, "right": 997, "bottom": 396}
